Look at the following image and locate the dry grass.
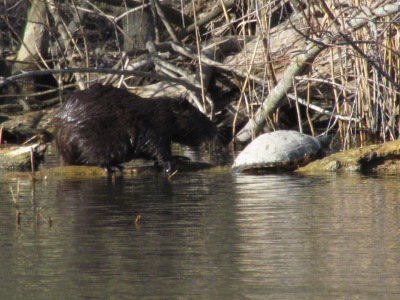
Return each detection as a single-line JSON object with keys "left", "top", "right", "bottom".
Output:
{"left": 1, "top": 0, "right": 399, "bottom": 149}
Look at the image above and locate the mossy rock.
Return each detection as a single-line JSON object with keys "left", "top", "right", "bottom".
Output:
{"left": 3, "top": 160, "right": 216, "bottom": 180}
{"left": 297, "top": 140, "right": 400, "bottom": 173}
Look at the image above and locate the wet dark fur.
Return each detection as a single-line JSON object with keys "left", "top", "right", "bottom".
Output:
{"left": 53, "top": 84, "right": 217, "bottom": 172}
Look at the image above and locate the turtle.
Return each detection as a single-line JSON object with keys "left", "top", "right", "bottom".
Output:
{"left": 231, "top": 130, "right": 330, "bottom": 173}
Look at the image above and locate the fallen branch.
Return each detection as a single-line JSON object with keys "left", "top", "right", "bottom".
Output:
{"left": 234, "top": 2, "right": 400, "bottom": 143}
{"left": 235, "top": 38, "right": 329, "bottom": 142}
{"left": 0, "top": 67, "right": 201, "bottom": 92}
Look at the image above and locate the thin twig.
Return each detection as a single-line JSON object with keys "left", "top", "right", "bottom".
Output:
{"left": 0, "top": 67, "right": 201, "bottom": 91}
{"left": 287, "top": 94, "right": 360, "bottom": 122}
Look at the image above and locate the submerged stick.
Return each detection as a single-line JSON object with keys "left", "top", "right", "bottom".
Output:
{"left": 9, "top": 179, "right": 21, "bottom": 225}
{"left": 30, "top": 147, "right": 35, "bottom": 174}
{"left": 36, "top": 207, "right": 53, "bottom": 227}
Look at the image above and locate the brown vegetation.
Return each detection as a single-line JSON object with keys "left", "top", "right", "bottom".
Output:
{"left": 1, "top": 0, "right": 400, "bottom": 149}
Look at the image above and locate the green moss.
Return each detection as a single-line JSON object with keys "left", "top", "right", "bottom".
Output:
{"left": 298, "top": 140, "right": 400, "bottom": 173}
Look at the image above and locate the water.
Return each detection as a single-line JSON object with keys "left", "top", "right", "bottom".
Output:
{"left": 1, "top": 170, "right": 400, "bottom": 299}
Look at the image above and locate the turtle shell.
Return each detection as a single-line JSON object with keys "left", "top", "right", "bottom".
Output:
{"left": 232, "top": 130, "right": 323, "bottom": 173}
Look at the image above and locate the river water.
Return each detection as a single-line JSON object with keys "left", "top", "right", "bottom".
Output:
{"left": 1, "top": 160, "right": 400, "bottom": 299}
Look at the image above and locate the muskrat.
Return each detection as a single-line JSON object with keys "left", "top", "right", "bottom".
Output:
{"left": 53, "top": 84, "right": 217, "bottom": 172}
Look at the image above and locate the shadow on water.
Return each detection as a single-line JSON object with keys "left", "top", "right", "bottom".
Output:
{"left": 0, "top": 171, "right": 400, "bottom": 299}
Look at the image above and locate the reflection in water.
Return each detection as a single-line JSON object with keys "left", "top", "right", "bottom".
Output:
{"left": 0, "top": 173, "right": 400, "bottom": 299}
{"left": 234, "top": 174, "right": 400, "bottom": 298}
